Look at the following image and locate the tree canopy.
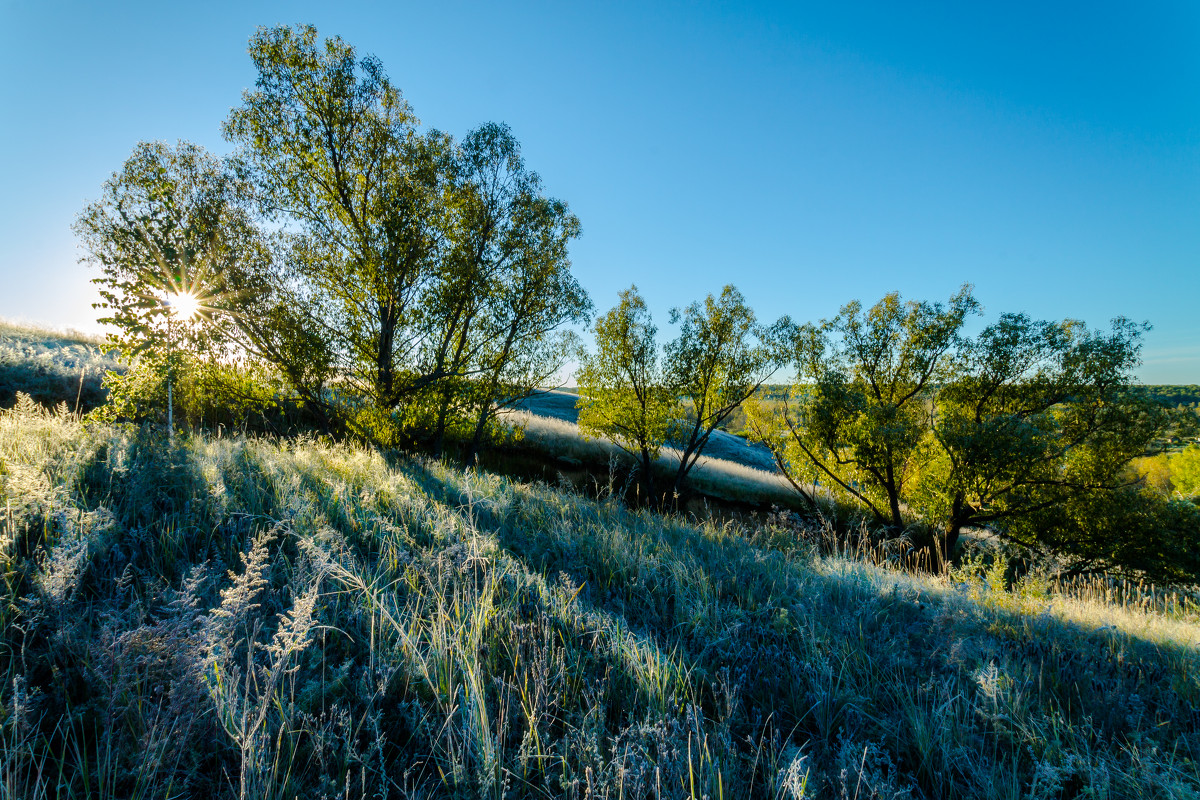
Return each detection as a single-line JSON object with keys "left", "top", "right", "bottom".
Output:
{"left": 224, "top": 24, "right": 453, "bottom": 415}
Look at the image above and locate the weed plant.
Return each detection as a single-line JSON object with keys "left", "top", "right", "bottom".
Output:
{"left": 1, "top": 395, "right": 1198, "bottom": 798}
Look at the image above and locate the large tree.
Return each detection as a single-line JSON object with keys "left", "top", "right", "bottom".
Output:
{"left": 576, "top": 287, "right": 678, "bottom": 503}
{"left": 663, "top": 285, "right": 777, "bottom": 499}
{"left": 225, "top": 27, "right": 589, "bottom": 447}
{"left": 224, "top": 24, "right": 454, "bottom": 415}
{"left": 910, "top": 314, "right": 1185, "bottom": 570}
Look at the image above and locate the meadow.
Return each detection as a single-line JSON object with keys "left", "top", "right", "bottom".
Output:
{"left": 2, "top": 391, "right": 1199, "bottom": 799}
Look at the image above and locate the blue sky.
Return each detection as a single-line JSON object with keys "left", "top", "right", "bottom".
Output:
{"left": 1, "top": 1, "right": 1197, "bottom": 382}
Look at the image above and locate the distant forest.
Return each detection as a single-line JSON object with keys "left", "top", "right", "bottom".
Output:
{"left": 1141, "top": 385, "right": 1200, "bottom": 408}
{"left": 754, "top": 384, "right": 1200, "bottom": 407}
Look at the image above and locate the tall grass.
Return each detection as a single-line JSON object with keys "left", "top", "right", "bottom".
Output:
{"left": 1, "top": 397, "right": 1198, "bottom": 798}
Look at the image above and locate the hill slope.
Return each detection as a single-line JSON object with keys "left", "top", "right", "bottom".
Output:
{"left": 514, "top": 388, "right": 779, "bottom": 472}
{"left": 2, "top": 399, "right": 1198, "bottom": 798}
{"left": 0, "top": 321, "right": 120, "bottom": 411}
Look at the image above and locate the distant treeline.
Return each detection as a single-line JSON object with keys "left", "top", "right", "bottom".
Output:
{"left": 753, "top": 384, "right": 1200, "bottom": 407}
{"left": 1140, "top": 385, "right": 1200, "bottom": 408}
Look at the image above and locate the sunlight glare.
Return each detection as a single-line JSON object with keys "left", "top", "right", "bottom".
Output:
{"left": 168, "top": 291, "right": 201, "bottom": 320}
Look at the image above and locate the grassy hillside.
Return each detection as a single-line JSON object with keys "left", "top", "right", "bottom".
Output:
{"left": 513, "top": 389, "right": 779, "bottom": 472}
{"left": 2, "top": 398, "right": 1198, "bottom": 798}
{"left": 0, "top": 321, "right": 120, "bottom": 412}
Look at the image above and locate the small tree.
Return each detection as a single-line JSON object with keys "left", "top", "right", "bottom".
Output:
{"left": 74, "top": 140, "right": 268, "bottom": 432}
{"left": 576, "top": 287, "right": 678, "bottom": 503}
{"left": 663, "top": 285, "right": 777, "bottom": 499}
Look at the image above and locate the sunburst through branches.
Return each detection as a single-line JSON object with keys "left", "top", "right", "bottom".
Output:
{"left": 130, "top": 221, "right": 242, "bottom": 329}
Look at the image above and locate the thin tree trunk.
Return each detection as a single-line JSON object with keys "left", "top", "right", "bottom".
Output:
{"left": 376, "top": 302, "right": 397, "bottom": 407}
{"left": 640, "top": 448, "right": 655, "bottom": 508}
{"left": 938, "top": 495, "right": 967, "bottom": 572}
{"left": 885, "top": 462, "right": 904, "bottom": 528}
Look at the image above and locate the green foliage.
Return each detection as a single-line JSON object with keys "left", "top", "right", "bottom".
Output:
{"left": 1008, "top": 483, "right": 1200, "bottom": 583}
{"left": 1170, "top": 444, "right": 1200, "bottom": 499}
{"left": 91, "top": 351, "right": 285, "bottom": 432}
{"left": 749, "top": 285, "right": 979, "bottom": 524}
{"left": 430, "top": 122, "right": 591, "bottom": 457}
{"left": 72, "top": 140, "right": 293, "bottom": 434}
{"left": 1140, "top": 384, "right": 1200, "bottom": 408}
{"left": 577, "top": 287, "right": 678, "bottom": 500}
{"left": 1132, "top": 452, "right": 1173, "bottom": 495}
{"left": 663, "top": 285, "right": 778, "bottom": 496}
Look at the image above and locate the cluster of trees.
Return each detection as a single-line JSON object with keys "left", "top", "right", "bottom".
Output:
{"left": 1134, "top": 445, "right": 1200, "bottom": 500}
{"left": 738, "top": 286, "right": 1199, "bottom": 579}
{"left": 577, "top": 284, "right": 1198, "bottom": 580}
{"left": 73, "top": 24, "right": 1198, "bottom": 581}
{"left": 1140, "top": 385, "right": 1200, "bottom": 410}
{"left": 76, "top": 25, "right": 589, "bottom": 455}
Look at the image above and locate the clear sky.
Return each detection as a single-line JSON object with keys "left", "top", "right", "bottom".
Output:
{"left": 2, "top": 1, "right": 1197, "bottom": 382}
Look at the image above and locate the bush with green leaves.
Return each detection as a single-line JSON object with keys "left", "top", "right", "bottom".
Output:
{"left": 1170, "top": 444, "right": 1200, "bottom": 499}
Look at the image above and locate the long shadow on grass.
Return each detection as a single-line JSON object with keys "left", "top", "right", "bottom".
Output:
{"left": 403, "top": 459, "right": 1200, "bottom": 797}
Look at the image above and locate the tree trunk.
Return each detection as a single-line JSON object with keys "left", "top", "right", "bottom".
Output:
{"left": 432, "top": 377, "right": 459, "bottom": 457}
{"left": 640, "top": 448, "right": 655, "bottom": 508}
{"left": 884, "top": 462, "right": 904, "bottom": 528}
{"left": 672, "top": 419, "right": 705, "bottom": 504}
{"left": 376, "top": 302, "right": 397, "bottom": 407}
{"left": 940, "top": 523, "right": 962, "bottom": 572}
{"left": 939, "top": 495, "right": 967, "bottom": 571}
{"left": 467, "top": 403, "right": 491, "bottom": 464}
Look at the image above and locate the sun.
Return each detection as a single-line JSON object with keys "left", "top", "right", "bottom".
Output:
{"left": 167, "top": 291, "right": 202, "bottom": 320}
